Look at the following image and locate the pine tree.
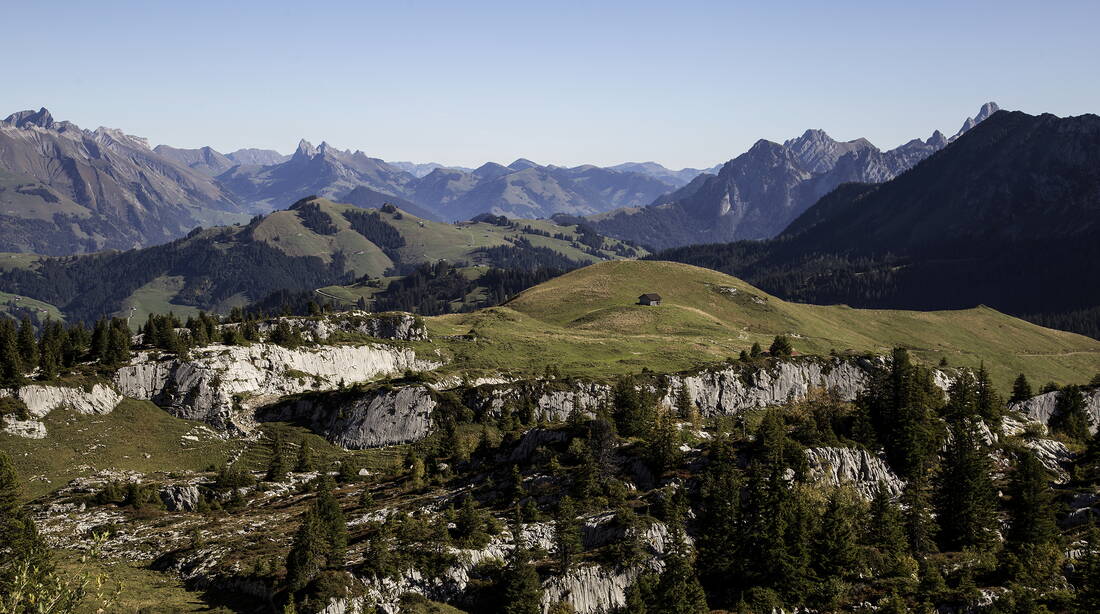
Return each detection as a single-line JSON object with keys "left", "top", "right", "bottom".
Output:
{"left": 285, "top": 508, "right": 325, "bottom": 592}
{"left": 749, "top": 342, "right": 763, "bottom": 358}
{"left": 1077, "top": 523, "right": 1100, "bottom": 613}
{"left": 314, "top": 477, "right": 347, "bottom": 568}
{"left": 553, "top": 496, "right": 582, "bottom": 573}
{"left": 0, "top": 320, "right": 23, "bottom": 385}
{"left": 295, "top": 439, "right": 314, "bottom": 472}
{"left": 769, "top": 335, "right": 793, "bottom": 357}
{"left": 1010, "top": 373, "right": 1033, "bottom": 403}
{"left": 901, "top": 470, "right": 937, "bottom": 556}
{"left": 1006, "top": 450, "right": 1058, "bottom": 549}
{"left": 89, "top": 318, "right": 109, "bottom": 362}
{"left": 266, "top": 432, "right": 289, "bottom": 482}
{"left": 646, "top": 407, "right": 682, "bottom": 475}
{"left": 867, "top": 482, "right": 908, "bottom": 559}
{"left": 652, "top": 504, "right": 708, "bottom": 614}
{"left": 0, "top": 451, "right": 52, "bottom": 595}
{"left": 1051, "top": 385, "right": 1091, "bottom": 441}
{"left": 102, "top": 320, "right": 131, "bottom": 366}
{"left": 16, "top": 318, "right": 36, "bottom": 367}
{"left": 813, "top": 489, "right": 861, "bottom": 579}
{"left": 501, "top": 543, "right": 543, "bottom": 614}
{"left": 974, "top": 363, "right": 1002, "bottom": 421}
{"left": 858, "top": 348, "right": 942, "bottom": 480}
{"left": 697, "top": 435, "right": 742, "bottom": 605}
{"left": 935, "top": 421, "right": 997, "bottom": 551}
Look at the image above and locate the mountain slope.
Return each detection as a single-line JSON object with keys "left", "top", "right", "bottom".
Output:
{"left": 0, "top": 108, "right": 250, "bottom": 254}
{"left": 580, "top": 103, "right": 999, "bottom": 249}
{"left": 0, "top": 197, "right": 644, "bottom": 322}
{"left": 656, "top": 109, "right": 1100, "bottom": 338}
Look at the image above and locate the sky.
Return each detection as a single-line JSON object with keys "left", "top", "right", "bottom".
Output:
{"left": 2, "top": 0, "right": 1098, "bottom": 169}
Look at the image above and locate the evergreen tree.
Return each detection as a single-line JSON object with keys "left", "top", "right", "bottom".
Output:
{"left": 0, "top": 320, "right": 24, "bottom": 385}
{"left": 901, "top": 470, "right": 937, "bottom": 556}
{"left": 501, "top": 543, "right": 543, "bottom": 614}
{"left": 1051, "top": 385, "right": 1091, "bottom": 441}
{"left": 102, "top": 319, "right": 131, "bottom": 366}
{"left": 769, "top": 335, "right": 793, "bottom": 357}
{"left": 858, "top": 348, "right": 942, "bottom": 480}
{"left": 1010, "top": 373, "right": 1033, "bottom": 403}
{"left": 314, "top": 477, "right": 348, "bottom": 568}
{"left": 553, "top": 496, "right": 582, "bottom": 573}
{"left": 266, "top": 431, "right": 289, "bottom": 482}
{"left": 1077, "top": 523, "right": 1100, "bottom": 613}
{"left": 646, "top": 407, "right": 682, "bottom": 475}
{"left": 89, "top": 317, "right": 109, "bottom": 361}
{"left": 867, "top": 482, "right": 908, "bottom": 559}
{"left": 651, "top": 503, "right": 708, "bottom": 614}
{"left": 612, "top": 377, "right": 655, "bottom": 438}
{"left": 749, "top": 342, "right": 763, "bottom": 358}
{"left": 16, "top": 318, "right": 36, "bottom": 367}
{"left": 1006, "top": 450, "right": 1058, "bottom": 549}
{"left": 974, "top": 363, "right": 1002, "bottom": 421}
{"left": 697, "top": 435, "right": 742, "bottom": 605}
{"left": 935, "top": 421, "right": 997, "bottom": 551}
{"left": 813, "top": 489, "right": 861, "bottom": 579}
{"left": 295, "top": 439, "right": 314, "bottom": 472}
{"left": 285, "top": 508, "right": 325, "bottom": 592}
{"left": 0, "top": 450, "right": 52, "bottom": 597}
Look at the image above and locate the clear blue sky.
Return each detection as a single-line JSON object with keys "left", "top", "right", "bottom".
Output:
{"left": 3, "top": 0, "right": 1098, "bottom": 169}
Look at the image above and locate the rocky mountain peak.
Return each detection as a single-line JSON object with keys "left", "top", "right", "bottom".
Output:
{"left": 3, "top": 107, "right": 56, "bottom": 129}
{"left": 294, "top": 139, "right": 318, "bottom": 158}
{"left": 952, "top": 101, "right": 1001, "bottom": 140}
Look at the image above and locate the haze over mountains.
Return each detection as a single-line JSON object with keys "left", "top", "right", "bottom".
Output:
{"left": 573, "top": 103, "right": 1001, "bottom": 249}
{"left": 0, "top": 103, "right": 1001, "bottom": 257}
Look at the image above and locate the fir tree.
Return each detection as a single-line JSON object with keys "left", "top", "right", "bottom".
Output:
{"left": 285, "top": 508, "right": 325, "bottom": 592}
{"left": 1051, "top": 385, "right": 1091, "bottom": 441}
{"left": 935, "top": 421, "right": 997, "bottom": 551}
{"left": 266, "top": 431, "right": 289, "bottom": 482}
{"left": 295, "top": 439, "right": 314, "bottom": 472}
{"left": 652, "top": 503, "right": 708, "bottom": 614}
{"left": 1006, "top": 450, "right": 1058, "bottom": 549}
{"left": 901, "top": 470, "right": 937, "bottom": 556}
{"left": 813, "top": 489, "right": 861, "bottom": 579}
{"left": 501, "top": 543, "right": 543, "bottom": 614}
{"left": 553, "top": 496, "right": 582, "bottom": 573}
{"left": 1010, "top": 373, "right": 1033, "bottom": 403}
{"left": 749, "top": 342, "right": 763, "bottom": 358}
{"left": 769, "top": 335, "right": 793, "bottom": 357}
{"left": 16, "top": 318, "right": 36, "bottom": 367}
{"left": 867, "top": 482, "right": 908, "bottom": 559}
{"left": 697, "top": 435, "right": 742, "bottom": 605}
{"left": 1077, "top": 523, "right": 1100, "bottom": 613}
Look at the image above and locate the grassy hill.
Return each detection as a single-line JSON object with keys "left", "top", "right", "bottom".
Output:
{"left": 0, "top": 197, "right": 645, "bottom": 324}
{"left": 423, "top": 260, "right": 1100, "bottom": 389}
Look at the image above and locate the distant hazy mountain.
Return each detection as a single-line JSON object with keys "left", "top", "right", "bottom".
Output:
{"left": 153, "top": 145, "right": 236, "bottom": 176}
{"left": 216, "top": 139, "right": 417, "bottom": 211}
{"left": 656, "top": 108, "right": 1100, "bottom": 338}
{"left": 0, "top": 108, "right": 249, "bottom": 255}
{"left": 576, "top": 103, "right": 1001, "bottom": 250}
{"left": 226, "top": 148, "right": 289, "bottom": 166}
{"left": 386, "top": 161, "right": 473, "bottom": 178}
{"left": 607, "top": 161, "right": 720, "bottom": 188}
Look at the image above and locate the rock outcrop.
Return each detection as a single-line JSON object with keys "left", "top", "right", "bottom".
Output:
{"left": 0, "top": 383, "right": 123, "bottom": 438}
{"left": 244, "top": 311, "right": 427, "bottom": 342}
{"left": 805, "top": 446, "right": 904, "bottom": 499}
{"left": 1010, "top": 388, "right": 1100, "bottom": 433}
{"left": 260, "top": 386, "right": 437, "bottom": 449}
{"left": 114, "top": 343, "right": 440, "bottom": 433}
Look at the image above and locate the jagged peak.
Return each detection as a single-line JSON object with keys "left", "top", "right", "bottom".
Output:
{"left": 952, "top": 101, "right": 1001, "bottom": 140}
{"left": 294, "top": 139, "right": 317, "bottom": 158}
{"left": 3, "top": 107, "right": 55, "bottom": 129}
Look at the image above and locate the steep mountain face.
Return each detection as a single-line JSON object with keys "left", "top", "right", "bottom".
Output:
{"left": 0, "top": 108, "right": 250, "bottom": 255}
{"left": 656, "top": 109, "right": 1100, "bottom": 338}
{"left": 581, "top": 103, "right": 1000, "bottom": 250}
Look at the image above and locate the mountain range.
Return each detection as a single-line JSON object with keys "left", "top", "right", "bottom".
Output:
{"left": 0, "top": 109, "right": 251, "bottom": 255}
{"left": 571, "top": 103, "right": 1000, "bottom": 250}
{"left": 655, "top": 108, "right": 1100, "bottom": 338}
{"left": 0, "top": 103, "right": 1002, "bottom": 257}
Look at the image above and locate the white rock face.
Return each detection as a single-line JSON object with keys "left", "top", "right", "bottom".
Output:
{"left": 542, "top": 565, "right": 642, "bottom": 614}
{"left": 113, "top": 343, "right": 440, "bottom": 432}
{"left": 0, "top": 383, "right": 123, "bottom": 438}
{"left": 159, "top": 485, "right": 202, "bottom": 512}
{"left": 464, "top": 357, "right": 874, "bottom": 425}
{"left": 669, "top": 358, "right": 870, "bottom": 417}
{"left": 1010, "top": 388, "right": 1100, "bottom": 433}
{"left": 0, "top": 383, "right": 122, "bottom": 418}
{"left": 805, "top": 447, "right": 904, "bottom": 499}
{"left": 262, "top": 386, "right": 437, "bottom": 449}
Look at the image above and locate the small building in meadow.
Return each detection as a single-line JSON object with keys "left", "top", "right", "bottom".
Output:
{"left": 638, "top": 293, "right": 662, "bottom": 306}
